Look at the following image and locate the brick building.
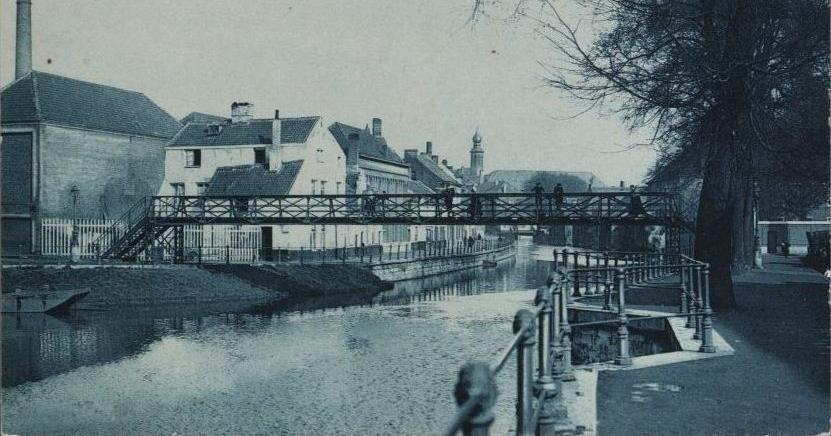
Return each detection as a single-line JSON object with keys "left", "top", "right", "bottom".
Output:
{"left": 0, "top": 71, "right": 181, "bottom": 255}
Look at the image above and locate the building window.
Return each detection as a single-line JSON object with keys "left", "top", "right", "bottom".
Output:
{"left": 311, "top": 179, "right": 317, "bottom": 194}
{"left": 171, "top": 183, "right": 185, "bottom": 196}
{"left": 185, "top": 149, "right": 201, "bottom": 167}
{"left": 336, "top": 181, "right": 342, "bottom": 194}
{"left": 320, "top": 180, "right": 327, "bottom": 195}
{"left": 254, "top": 148, "right": 267, "bottom": 166}
{"left": 196, "top": 183, "right": 209, "bottom": 196}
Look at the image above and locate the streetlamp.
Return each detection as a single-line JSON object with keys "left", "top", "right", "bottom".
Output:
{"left": 752, "top": 181, "right": 762, "bottom": 269}
{"left": 70, "top": 185, "right": 80, "bottom": 262}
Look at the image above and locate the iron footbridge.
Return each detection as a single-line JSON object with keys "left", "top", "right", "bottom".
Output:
{"left": 93, "top": 191, "right": 690, "bottom": 261}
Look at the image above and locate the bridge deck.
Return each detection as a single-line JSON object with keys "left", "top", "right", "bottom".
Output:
{"left": 149, "top": 192, "right": 682, "bottom": 227}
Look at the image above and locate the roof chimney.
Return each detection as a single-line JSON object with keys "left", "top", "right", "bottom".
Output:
{"left": 231, "top": 102, "right": 254, "bottom": 123}
{"left": 441, "top": 159, "right": 448, "bottom": 166}
{"left": 425, "top": 141, "right": 433, "bottom": 156}
{"left": 346, "top": 133, "right": 360, "bottom": 171}
{"left": 372, "top": 118, "right": 382, "bottom": 137}
{"left": 404, "top": 149, "right": 418, "bottom": 160}
{"left": 15, "top": 0, "right": 32, "bottom": 79}
{"left": 270, "top": 111, "right": 283, "bottom": 171}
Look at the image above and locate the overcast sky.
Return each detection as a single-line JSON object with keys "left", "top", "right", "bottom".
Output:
{"left": 0, "top": 0, "right": 655, "bottom": 186}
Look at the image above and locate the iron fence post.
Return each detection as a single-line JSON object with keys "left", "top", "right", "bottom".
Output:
{"left": 615, "top": 268, "right": 632, "bottom": 366}
{"left": 685, "top": 265, "right": 695, "bottom": 328}
{"left": 604, "top": 274, "right": 613, "bottom": 311}
{"left": 513, "top": 309, "right": 536, "bottom": 436}
{"left": 453, "top": 362, "right": 497, "bottom": 436}
{"left": 552, "top": 249, "right": 559, "bottom": 270}
{"left": 693, "top": 266, "right": 703, "bottom": 340}
{"left": 572, "top": 272, "right": 581, "bottom": 297}
{"left": 699, "top": 265, "right": 716, "bottom": 353}
{"left": 549, "top": 273, "right": 564, "bottom": 380}
{"left": 558, "top": 281, "right": 575, "bottom": 382}
{"left": 679, "top": 265, "right": 688, "bottom": 316}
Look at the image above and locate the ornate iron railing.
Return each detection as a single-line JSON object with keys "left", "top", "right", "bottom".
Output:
{"left": 445, "top": 250, "right": 715, "bottom": 435}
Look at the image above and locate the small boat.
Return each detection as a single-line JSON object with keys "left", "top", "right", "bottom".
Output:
{"left": 482, "top": 260, "right": 498, "bottom": 268}
{"left": 2, "top": 287, "right": 89, "bottom": 314}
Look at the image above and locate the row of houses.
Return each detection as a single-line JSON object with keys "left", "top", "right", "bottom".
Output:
{"left": 0, "top": 69, "right": 490, "bottom": 256}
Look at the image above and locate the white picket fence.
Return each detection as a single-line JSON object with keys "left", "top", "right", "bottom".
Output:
{"left": 41, "top": 218, "right": 119, "bottom": 258}
{"left": 181, "top": 225, "right": 261, "bottom": 263}
{"left": 41, "top": 218, "right": 261, "bottom": 262}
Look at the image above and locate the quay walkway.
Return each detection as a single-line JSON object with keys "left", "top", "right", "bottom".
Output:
{"left": 596, "top": 254, "right": 829, "bottom": 435}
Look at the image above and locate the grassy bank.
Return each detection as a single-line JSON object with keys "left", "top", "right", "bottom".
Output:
{"left": 202, "top": 264, "right": 393, "bottom": 297}
{"left": 2, "top": 264, "right": 392, "bottom": 310}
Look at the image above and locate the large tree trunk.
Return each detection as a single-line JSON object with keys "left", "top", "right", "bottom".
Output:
{"left": 693, "top": 0, "right": 757, "bottom": 309}
{"left": 694, "top": 127, "right": 754, "bottom": 309}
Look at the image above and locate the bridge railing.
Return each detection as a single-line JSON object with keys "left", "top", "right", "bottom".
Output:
{"left": 147, "top": 191, "right": 679, "bottom": 224}
{"left": 445, "top": 250, "right": 715, "bottom": 435}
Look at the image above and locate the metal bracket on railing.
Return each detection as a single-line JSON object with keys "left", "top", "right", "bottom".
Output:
{"left": 451, "top": 362, "right": 497, "bottom": 436}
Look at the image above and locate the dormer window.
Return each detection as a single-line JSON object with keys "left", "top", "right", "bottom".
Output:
{"left": 254, "top": 148, "right": 267, "bottom": 167}
{"left": 207, "top": 124, "right": 222, "bottom": 136}
{"left": 185, "top": 149, "right": 201, "bottom": 168}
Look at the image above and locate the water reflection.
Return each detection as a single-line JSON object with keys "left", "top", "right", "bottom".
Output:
{"left": 2, "top": 237, "right": 543, "bottom": 389}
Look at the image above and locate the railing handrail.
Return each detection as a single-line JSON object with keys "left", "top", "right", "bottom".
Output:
{"left": 446, "top": 248, "right": 716, "bottom": 435}
{"left": 153, "top": 191, "right": 678, "bottom": 200}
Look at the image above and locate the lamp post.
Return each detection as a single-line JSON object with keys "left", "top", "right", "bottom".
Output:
{"left": 752, "top": 181, "right": 762, "bottom": 269}
{"left": 70, "top": 185, "right": 80, "bottom": 262}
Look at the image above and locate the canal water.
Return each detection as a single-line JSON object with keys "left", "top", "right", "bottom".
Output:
{"left": 2, "top": 237, "right": 549, "bottom": 435}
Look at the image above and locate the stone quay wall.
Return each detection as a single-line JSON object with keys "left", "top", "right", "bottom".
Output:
{"left": 369, "top": 243, "right": 516, "bottom": 282}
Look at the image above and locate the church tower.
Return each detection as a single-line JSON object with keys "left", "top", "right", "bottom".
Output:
{"left": 470, "top": 128, "right": 484, "bottom": 181}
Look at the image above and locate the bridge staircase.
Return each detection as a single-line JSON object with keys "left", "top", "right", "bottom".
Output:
{"left": 93, "top": 197, "right": 173, "bottom": 261}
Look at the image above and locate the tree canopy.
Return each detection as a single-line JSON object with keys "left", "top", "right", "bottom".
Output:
{"left": 475, "top": 0, "right": 830, "bottom": 307}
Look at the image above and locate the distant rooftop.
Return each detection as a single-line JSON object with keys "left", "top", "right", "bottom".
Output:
{"left": 329, "top": 122, "right": 406, "bottom": 166}
{"left": 180, "top": 112, "right": 229, "bottom": 125}
{"left": 169, "top": 117, "right": 319, "bottom": 147}
{"left": 1, "top": 71, "right": 181, "bottom": 138}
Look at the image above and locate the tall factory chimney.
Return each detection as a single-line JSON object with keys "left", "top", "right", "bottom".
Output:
{"left": 15, "top": 0, "right": 33, "bottom": 79}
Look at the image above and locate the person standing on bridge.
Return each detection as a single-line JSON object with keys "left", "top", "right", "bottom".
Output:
{"left": 553, "top": 183, "right": 565, "bottom": 210}
{"left": 627, "top": 185, "right": 647, "bottom": 217}
{"left": 531, "top": 182, "right": 545, "bottom": 218}
{"left": 443, "top": 186, "right": 456, "bottom": 217}
{"left": 468, "top": 186, "right": 480, "bottom": 220}
{"left": 379, "top": 191, "right": 387, "bottom": 217}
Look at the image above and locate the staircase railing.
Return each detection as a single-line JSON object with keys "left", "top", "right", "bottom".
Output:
{"left": 91, "top": 196, "right": 152, "bottom": 258}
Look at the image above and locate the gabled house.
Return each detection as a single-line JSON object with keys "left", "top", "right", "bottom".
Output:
{"left": 329, "top": 118, "right": 413, "bottom": 243}
{"left": 0, "top": 71, "right": 181, "bottom": 255}
{"left": 160, "top": 103, "right": 346, "bottom": 252}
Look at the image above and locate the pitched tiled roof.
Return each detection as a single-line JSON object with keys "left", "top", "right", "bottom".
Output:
{"left": 169, "top": 117, "right": 318, "bottom": 147}
{"left": 181, "top": 112, "right": 229, "bottom": 125}
{"left": 415, "top": 154, "right": 462, "bottom": 185}
{"left": 328, "top": 122, "right": 406, "bottom": 166}
{"left": 406, "top": 179, "right": 435, "bottom": 194}
{"left": 1, "top": 71, "right": 181, "bottom": 138}
{"left": 204, "top": 161, "right": 303, "bottom": 196}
